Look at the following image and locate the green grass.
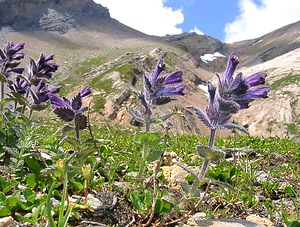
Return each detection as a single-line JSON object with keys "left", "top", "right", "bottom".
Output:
{"left": 1, "top": 112, "right": 299, "bottom": 225}
{"left": 73, "top": 56, "right": 106, "bottom": 75}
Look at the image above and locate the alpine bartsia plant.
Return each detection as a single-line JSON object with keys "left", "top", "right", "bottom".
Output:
{"left": 0, "top": 41, "right": 25, "bottom": 101}
{"left": 187, "top": 52, "right": 271, "bottom": 196}
{"left": 48, "top": 86, "right": 92, "bottom": 141}
{"left": 129, "top": 57, "right": 186, "bottom": 132}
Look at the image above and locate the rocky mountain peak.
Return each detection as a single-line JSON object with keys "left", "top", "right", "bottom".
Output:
{"left": 0, "top": 0, "right": 110, "bottom": 33}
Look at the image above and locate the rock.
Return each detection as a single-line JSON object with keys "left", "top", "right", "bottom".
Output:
{"left": 0, "top": 216, "right": 15, "bottom": 227}
{"left": 179, "top": 213, "right": 274, "bottom": 227}
{"left": 0, "top": 0, "right": 110, "bottom": 32}
{"left": 246, "top": 214, "right": 274, "bottom": 227}
{"left": 161, "top": 164, "right": 190, "bottom": 190}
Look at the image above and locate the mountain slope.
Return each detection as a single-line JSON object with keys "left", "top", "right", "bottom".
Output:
{"left": 0, "top": 0, "right": 299, "bottom": 140}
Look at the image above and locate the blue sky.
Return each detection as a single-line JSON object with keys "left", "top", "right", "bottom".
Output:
{"left": 94, "top": 0, "right": 300, "bottom": 43}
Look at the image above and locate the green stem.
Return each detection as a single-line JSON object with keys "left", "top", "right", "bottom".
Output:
{"left": 188, "top": 128, "right": 216, "bottom": 197}
{"left": 136, "top": 120, "right": 150, "bottom": 181}
{"left": 136, "top": 143, "right": 148, "bottom": 181}
{"left": 75, "top": 129, "right": 80, "bottom": 141}
{"left": 0, "top": 81, "right": 4, "bottom": 111}
{"left": 22, "top": 88, "right": 30, "bottom": 114}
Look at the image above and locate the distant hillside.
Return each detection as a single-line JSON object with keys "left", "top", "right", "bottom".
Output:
{"left": 0, "top": 0, "right": 299, "bottom": 140}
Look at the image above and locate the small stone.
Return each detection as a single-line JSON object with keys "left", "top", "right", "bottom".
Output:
{"left": 0, "top": 216, "right": 14, "bottom": 227}
{"left": 246, "top": 214, "right": 274, "bottom": 227}
{"left": 194, "top": 218, "right": 264, "bottom": 227}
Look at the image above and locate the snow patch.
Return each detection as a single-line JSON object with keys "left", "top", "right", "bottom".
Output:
{"left": 198, "top": 84, "right": 208, "bottom": 97}
{"left": 251, "top": 39, "right": 263, "bottom": 45}
{"left": 200, "top": 52, "right": 225, "bottom": 63}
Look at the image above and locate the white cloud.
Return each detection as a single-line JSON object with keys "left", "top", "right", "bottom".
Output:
{"left": 189, "top": 26, "right": 204, "bottom": 35}
{"left": 224, "top": 0, "right": 300, "bottom": 43}
{"left": 93, "top": 0, "right": 184, "bottom": 36}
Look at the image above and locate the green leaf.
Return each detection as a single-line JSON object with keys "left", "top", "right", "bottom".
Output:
{"left": 0, "top": 177, "right": 8, "bottom": 191}
{"left": 64, "top": 136, "right": 80, "bottom": 147}
{"left": 0, "top": 207, "right": 11, "bottom": 217}
{"left": 15, "top": 213, "right": 37, "bottom": 225}
{"left": 147, "top": 150, "right": 164, "bottom": 163}
{"left": 30, "top": 103, "right": 49, "bottom": 111}
{"left": 72, "top": 182, "right": 83, "bottom": 191}
{"left": 0, "top": 131, "right": 6, "bottom": 143}
{"left": 288, "top": 221, "right": 300, "bottom": 227}
{"left": 135, "top": 132, "right": 161, "bottom": 147}
{"left": 143, "top": 190, "right": 152, "bottom": 207}
{"left": 222, "top": 123, "right": 249, "bottom": 135}
{"left": 130, "top": 191, "right": 144, "bottom": 211}
{"left": 150, "top": 112, "right": 176, "bottom": 124}
{"left": 154, "top": 199, "right": 163, "bottom": 213}
{"left": 284, "top": 186, "right": 297, "bottom": 197}
{"left": 26, "top": 158, "right": 41, "bottom": 175}
{"left": 23, "top": 188, "right": 35, "bottom": 202}
{"left": 61, "top": 126, "right": 74, "bottom": 135}
{"left": 196, "top": 145, "right": 224, "bottom": 161}
{"left": 0, "top": 193, "right": 6, "bottom": 203}
{"left": 26, "top": 174, "right": 37, "bottom": 188}
{"left": 77, "top": 147, "right": 97, "bottom": 160}
{"left": 181, "top": 182, "right": 191, "bottom": 194}
{"left": 6, "top": 196, "right": 18, "bottom": 210}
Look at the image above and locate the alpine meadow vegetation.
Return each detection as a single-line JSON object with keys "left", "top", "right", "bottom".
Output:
{"left": 0, "top": 41, "right": 299, "bottom": 226}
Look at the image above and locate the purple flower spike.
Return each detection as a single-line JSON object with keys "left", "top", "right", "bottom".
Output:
{"left": 146, "top": 58, "right": 185, "bottom": 100}
{"left": 189, "top": 52, "right": 271, "bottom": 132}
{"left": 29, "top": 53, "right": 59, "bottom": 84}
{"left": 0, "top": 41, "right": 25, "bottom": 80}
{"left": 1, "top": 41, "right": 25, "bottom": 61}
{"left": 9, "top": 77, "right": 28, "bottom": 95}
{"left": 129, "top": 58, "right": 186, "bottom": 128}
{"left": 32, "top": 79, "right": 61, "bottom": 105}
{"left": 49, "top": 86, "right": 91, "bottom": 130}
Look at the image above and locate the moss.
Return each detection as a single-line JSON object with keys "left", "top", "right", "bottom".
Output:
{"left": 286, "top": 123, "right": 298, "bottom": 135}
{"left": 270, "top": 74, "right": 300, "bottom": 90}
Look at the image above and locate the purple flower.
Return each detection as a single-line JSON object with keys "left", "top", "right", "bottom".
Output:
{"left": 135, "top": 58, "right": 186, "bottom": 122}
{"left": 48, "top": 86, "right": 91, "bottom": 130}
{"left": 146, "top": 58, "right": 186, "bottom": 101}
{"left": 189, "top": 52, "right": 270, "bottom": 132}
{"left": 9, "top": 77, "right": 28, "bottom": 95}
{"left": 0, "top": 42, "right": 25, "bottom": 80}
{"left": 28, "top": 53, "right": 59, "bottom": 85}
{"left": 31, "top": 79, "right": 61, "bottom": 105}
